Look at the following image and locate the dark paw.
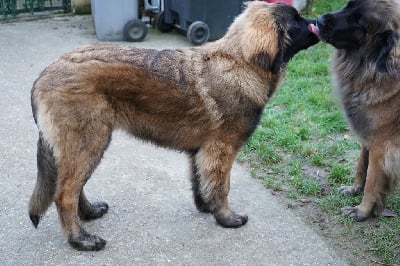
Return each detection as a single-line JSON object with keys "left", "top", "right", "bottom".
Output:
{"left": 79, "top": 201, "right": 109, "bottom": 221}
{"left": 341, "top": 206, "right": 368, "bottom": 222}
{"left": 69, "top": 230, "right": 106, "bottom": 251}
{"left": 215, "top": 212, "right": 248, "bottom": 228}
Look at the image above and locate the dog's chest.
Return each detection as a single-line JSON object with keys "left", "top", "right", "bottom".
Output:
{"left": 336, "top": 82, "right": 372, "bottom": 140}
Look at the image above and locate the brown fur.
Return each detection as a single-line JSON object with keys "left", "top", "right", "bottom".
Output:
{"left": 316, "top": 0, "right": 400, "bottom": 220}
{"left": 29, "top": 2, "right": 318, "bottom": 251}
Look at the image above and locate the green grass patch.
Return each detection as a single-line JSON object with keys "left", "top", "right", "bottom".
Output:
{"left": 329, "top": 163, "right": 352, "bottom": 186}
{"left": 289, "top": 176, "right": 322, "bottom": 198}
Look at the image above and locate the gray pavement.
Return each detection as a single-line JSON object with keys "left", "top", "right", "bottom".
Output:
{"left": 0, "top": 15, "right": 347, "bottom": 265}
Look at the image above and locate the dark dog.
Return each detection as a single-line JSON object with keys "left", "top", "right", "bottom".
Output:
{"left": 309, "top": 0, "right": 400, "bottom": 221}
{"left": 29, "top": 2, "right": 318, "bottom": 251}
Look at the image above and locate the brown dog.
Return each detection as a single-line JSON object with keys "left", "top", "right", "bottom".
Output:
{"left": 310, "top": 0, "right": 400, "bottom": 221}
{"left": 29, "top": 2, "right": 318, "bottom": 251}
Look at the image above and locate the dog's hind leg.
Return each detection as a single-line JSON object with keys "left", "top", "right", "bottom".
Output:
{"left": 78, "top": 189, "right": 109, "bottom": 221}
{"left": 195, "top": 140, "right": 248, "bottom": 228}
{"left": 54, "top": 125, "right": 111, "bottom": 251}
{"left": 29, "top": 132, "right": 58, "bottom": 228}
{"left": 339, "top": 145, "right": 369, "bottom": 196}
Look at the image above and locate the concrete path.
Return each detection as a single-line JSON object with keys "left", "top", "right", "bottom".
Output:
{"left": 0, "top": 16, "right": 347, "bottom": 265}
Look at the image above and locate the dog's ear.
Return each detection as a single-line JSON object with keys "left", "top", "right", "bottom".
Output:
{"left": 375, "top": 30, "right": 397, "bottom": 73}
{"left": 253, "top": 28, "right": 284, "bottom": 74}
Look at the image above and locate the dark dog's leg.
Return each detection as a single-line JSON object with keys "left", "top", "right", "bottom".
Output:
{"left": 78, "top": 189, "right": 109, "bottom": 221}
{"left": 339, "top": 145, "right": 369, "bottom": 195}
{"left": 342, "top": 147, "right": 390, "bottom": 221}
{"left": 189, "top": 151, "right": 212, "bottom": 213}
{"left": 195, "top": 140, "right": 247, "bottom": 228}
{"left": 54, "top": 126, "right": 111, "bottom": 251}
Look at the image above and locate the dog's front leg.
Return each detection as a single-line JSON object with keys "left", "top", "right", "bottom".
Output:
{"left": 339, "top": 145, "right": 369, "bottom": 196}
{"left": 194, "top": 140, "right": 248, "bottom": 228}
{"left": 342, "top": 147, "right": 389, "bottom": 221}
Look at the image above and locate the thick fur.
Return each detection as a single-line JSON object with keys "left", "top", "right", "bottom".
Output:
{"left": 316, "top": 0, "right": 400, "bottom": 221}
{"left": 29, "top": 2, "right": 318, "bottom": 251}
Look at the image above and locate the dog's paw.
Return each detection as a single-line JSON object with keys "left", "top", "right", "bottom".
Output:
{"left": 338, "top": 186, "right": 353, "bottom": 196}
{"left": 381, "top": 208, "right": 396, "bottom": 218}
{"left": 341, "top": 206, "right": 368, "bottom": 221}
{"left": 215, "top": 212, "right": 248, "bottom": 228}
{"left": 339, "top": 183, "right": 364, "bottom": 196}
{"left": 79, "top": 201, "right": 109, "bottom": 221}
{"left": 69, "top": 230, "right": 106, "bottom": 251}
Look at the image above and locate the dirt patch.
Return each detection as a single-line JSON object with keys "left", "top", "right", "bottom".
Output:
{"left": 268, "top": 187, "right": 384, "bottom": 265}
{"left": 244, "top": 160, "right": 389, "bottom": 266}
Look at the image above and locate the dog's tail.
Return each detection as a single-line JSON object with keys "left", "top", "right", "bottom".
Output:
{"left": 28, "top": 132, "right": 57, "bottom": 228}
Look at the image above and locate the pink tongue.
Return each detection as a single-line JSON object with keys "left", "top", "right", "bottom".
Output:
{"left": 308, "top": 24, "right": 319, "bottom": 36}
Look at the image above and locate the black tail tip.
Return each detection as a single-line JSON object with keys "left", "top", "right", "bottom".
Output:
{"left": 29, "top": 214, "right": 40, "bottom": 228}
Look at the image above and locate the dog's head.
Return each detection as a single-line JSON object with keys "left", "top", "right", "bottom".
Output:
{"left": 311, "top": 0, "right": 400, "bottom": 73}
{"left": 229, "top": 2, "right": 319, "bottom": 74}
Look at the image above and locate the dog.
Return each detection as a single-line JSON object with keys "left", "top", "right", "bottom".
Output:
{"left": 309, "top": 0, "right": 400, "bottom": 221}
{"left": 29, "top": 2, "right": 318, "bottom": 251}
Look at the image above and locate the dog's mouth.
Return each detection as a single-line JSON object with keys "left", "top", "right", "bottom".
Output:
{"left": 308, "top": 23, "right": 320, "bottom": 37}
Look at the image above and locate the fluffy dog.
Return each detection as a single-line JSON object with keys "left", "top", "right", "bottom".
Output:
{"left": 309, "top": 0, "right": 400, "bottom": 221}
{"left": 29, "top": 2, "right": 318, "bottom": 250}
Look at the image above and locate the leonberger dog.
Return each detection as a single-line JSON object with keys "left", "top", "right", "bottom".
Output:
{"left": 29, "top": 2, "right": 318, "bottom": 251}
{"left": 309, "top": 0, "right": 400, "bottom": 221}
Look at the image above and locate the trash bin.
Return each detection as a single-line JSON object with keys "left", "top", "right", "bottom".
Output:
{"left": 157, "top": 0, "right": 245, "bottom": 45}
{"left": 91, "top": 0, "right": 148, "bottom": 42}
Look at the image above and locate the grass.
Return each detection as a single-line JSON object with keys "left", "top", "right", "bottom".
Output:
{"left": 239, "top": 0, "right": 400, "bottom": 264}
